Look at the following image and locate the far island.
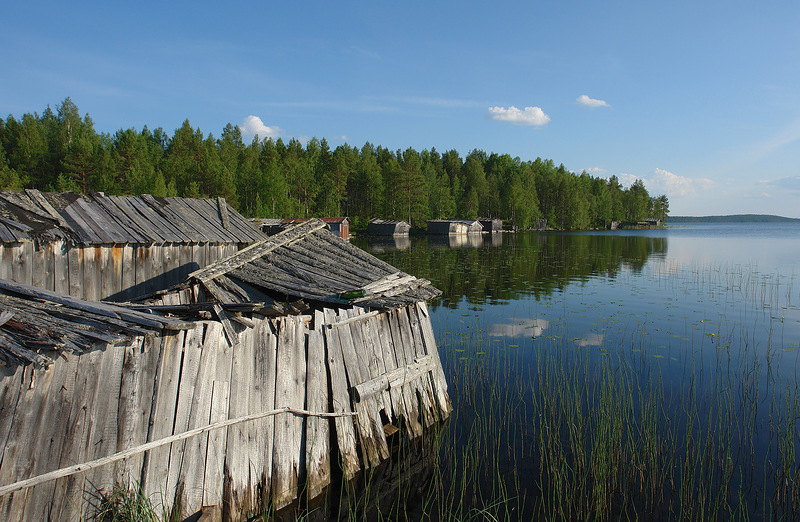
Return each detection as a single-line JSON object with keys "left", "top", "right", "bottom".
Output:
{"left": 668, "top": 214, "right": 800, "bottom": 223}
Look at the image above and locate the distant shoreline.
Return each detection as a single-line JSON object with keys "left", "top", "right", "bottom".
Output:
{"left": 668, "top": 214, "right": 800, "bottom": 223}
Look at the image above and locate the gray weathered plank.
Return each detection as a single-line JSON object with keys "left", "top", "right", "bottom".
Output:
{"left": 272, "top": 315, "right": 307, "bottom": 509}
{"left": 322, "top": 308, "right": 360, "bottom": 480}
{"left": 142, "top": 331, "right": 186, "bottom": 502}
{"left": 202, "top": 321, "right": 231, "bottom": 508}
{"left": 305, "top": 310, "right": 331, "bottom": 500}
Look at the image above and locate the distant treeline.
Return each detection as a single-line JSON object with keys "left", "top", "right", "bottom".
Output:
{"left": 668, "top": 215, "right": 799, "bottom": 223}
{"left": 1, "top": 98, "right": 669, "bottom": 230}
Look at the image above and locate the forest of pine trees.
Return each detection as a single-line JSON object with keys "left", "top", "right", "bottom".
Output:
{"left": 0, "top": 98, "right": 669, "bottom": 230}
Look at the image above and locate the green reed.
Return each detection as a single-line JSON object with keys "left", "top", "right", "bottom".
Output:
{"left": 264, "top": 262, "right": 800, "bottom": 521}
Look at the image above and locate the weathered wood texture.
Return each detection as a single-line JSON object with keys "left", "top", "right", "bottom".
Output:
{"left": 0, "top": 191, "right": 264, "bottom": 245}
{"left": 0, "top": 240, "right": 239, "bottom": 302}
{"left": 0, "top": 304, "right": 450, "bottom": 521}
{"left": 185, "top": 219, "right": 441, "bottom": 311}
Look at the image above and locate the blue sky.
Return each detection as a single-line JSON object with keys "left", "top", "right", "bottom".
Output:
{"left": 3, "top": 1, "right": 800, "bottom": 217}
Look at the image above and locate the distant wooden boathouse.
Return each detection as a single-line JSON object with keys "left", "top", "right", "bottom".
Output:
{"left": 426, "top": 219, "right": 482, "bottom": 235}
{"left": 367, "top": 219, "right": 411, "bottom": 237}
{"left": 478, "top": 218, "right": 502, "bottom": 233}
{"left": 0, "top": 214, "right": 449, "bottom": 520}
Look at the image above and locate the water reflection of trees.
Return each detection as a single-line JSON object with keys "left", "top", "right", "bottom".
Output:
{"left": 355, "top": 232, "right": 667, "bottom": 308}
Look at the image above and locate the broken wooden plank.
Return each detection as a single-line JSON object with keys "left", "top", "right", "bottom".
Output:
{"left": 322, "top": 308, "right": 360, "bottom": 481}
{"left": 305, "top": 310, "right": 330, "bottom": 500}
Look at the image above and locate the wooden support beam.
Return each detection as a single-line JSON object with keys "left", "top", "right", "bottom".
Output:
{"left": 353, "top": 355, "right": 434, "bottom": 402}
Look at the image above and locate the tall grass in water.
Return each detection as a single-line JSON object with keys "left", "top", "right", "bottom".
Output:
{"left": 412, "top": 264, "right": 800, "bottom": 521}
{"left": 264, "top": 264, "right": 800, "bottom": 520}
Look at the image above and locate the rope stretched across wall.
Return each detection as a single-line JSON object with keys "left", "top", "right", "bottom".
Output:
{"left": 0, "top": 406, "right": 356, "bottom": 498}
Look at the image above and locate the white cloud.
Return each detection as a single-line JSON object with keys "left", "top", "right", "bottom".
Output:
{"left": 649, "top": 168, "right": 714, "bottom": 197}
{"left": 577, "top": 94, "right": 610, "bottom": 108}
{"left": 617, "top": 173, "right": 639, "bottom": 188}
{"left": 489, "top": 318, "right": 549, "bottom": 338}
{"left": 614, "top": 169, "right": 714, "bottom": 197}
{"left": 239, "top": 115, "right": 281, "bottom": 139}
{"left": 584, "top": 166, "right": 607, "bottom": 175}
{"left": 760, "top": 176, "right": 800, "bottom": 192}
{"left": 487, "top": 106, "right": 550, "bottom": 126}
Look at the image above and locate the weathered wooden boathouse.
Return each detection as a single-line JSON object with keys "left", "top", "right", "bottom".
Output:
{"left": 426, "top": 219, "right": 483, "bottom": 235}
{"left": 478, "top": 218, "right": 502, "bottom": 233}
{"left": 0, "top": 190, "right": 264, "bottom": 301}
{"left": 367, "top": 219, "right": 411, "bottom": 237}
{"left": 0, "top": 217, "right": 450, "bottom": 521}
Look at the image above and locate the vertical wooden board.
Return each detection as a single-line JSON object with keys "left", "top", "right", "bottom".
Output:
{"left": 363, "top": 314, "right": 393, "bottom": 419}
{"left": 47, "top": 352, "right": 95, "bottom": 520}
{"left": 31, "top": 240, "right": 45, "bottom": 291}
{"left": 271, "top": 316, "right": 306, "bottom": 509}
{"left": 81, "top": 246, "right": 98, "bottom": 302}
{"left": 52, "top": 242, "right": 69, "bottom": 295}
{"left": 62, "top": 346, "right": 124, "bottom": 521}
{"left": 102, "top": 244, "right": 123, "bottom": 300}
{"left": 359, "top": 312, "right": 389, "bottom": 414}
{"left": 259, "top": 318, "right": 278, "bottom": 508}
{"left": 134, "top": 244, "right": 148, "bottom": 297}
{"left": 305, "top": 310, "right": 331, "bottom": 500}
{"left": 397, "top": 308, "right": 434, "bottom": 429}
{"left": 179, "top": 243, "right": 193, "bottom": 283}
{"left": 165, "top": 325, "right": 204, "bottom": 504}
{"left": 224, "top": 321, "right": 256, "bottom": 519}
{"left": 192, "top": 242, "right": 205, "bottom": 274}
{"left": 149, "top": 244, "right": 164, "bottom": 296}
{"left": 119, "top": 244, "right": 134, "bottom": 301}
{"left": 141, "top": 244, "right": 156, "bottom": 297}
{"left": 202, "top": 322, "right": 231, "bottom": 508}
{"left": 67, "top": 245, "right": 84, "bottom": 299}
{"left": 0, "top": 364, "right": 55, "bottom": 519}
{"left": 241, "top": 324, "right": 264, "bottom": 512}
{"left": 374, "top": 312, "right": 404, "bottom": 423}
{"left": 0, "top": 244, "right": 8, "bottom": 281}
{"left": 180, "top": 323, "right": 219, "bottom": 513}
{"left": 406, "top": 305, "right": 438, "bottom": 425}
{"left": 246, "top": 322, "right": 269, "bottom": 508}
{"left": 81, "top": 343, "right": 127, "bottom": 505}
{"left": 292, "top": 316, "right": 308, "bottom": 475}
{"left": 322, "top": 309, "right": 360, "bottom": 480}
{"left": 24, "top": 354, "right": 85, "bottom": 521}
{"left": 387, "top": 310, "right": 422, "bottom": 438}
{"left": 346, "top": 312, "right": 389, "bottom": 461}
{"left": 415, "top": 302, "right": 451, "bottom": 416}
{"left": 10, "top": 243, "right": 32, "bottom": 287}
{"left": 332, "top": 309, "right": 380, "bottom": 468}
{"left": 161, "top": 243, "right": 174, "bottom": 287}
{"left": 0, "top": 365, "right": 24, "bottom": 467}
{"left": 142, "top": 331, "right": 186, "bottom": 504}
{"left": 114, "top": 336, "right": 147, "bottom": 487}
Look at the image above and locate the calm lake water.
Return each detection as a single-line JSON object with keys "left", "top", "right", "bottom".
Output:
{"left": 350, "top": 222, "right": 800, "bottom": 520}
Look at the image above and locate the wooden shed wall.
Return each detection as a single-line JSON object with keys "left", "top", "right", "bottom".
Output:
{"left": 0, "top": 302, "right": 449, "bottom": 521}
{"left": 0, "top": 240, "right": 241, "bottom": 302}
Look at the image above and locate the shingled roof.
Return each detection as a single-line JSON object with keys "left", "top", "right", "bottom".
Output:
{"left": 0, "top": 190, "right": 264, "bottom": 244}
{"left": 183, "top": 219, "right": 441, "bottom": 311}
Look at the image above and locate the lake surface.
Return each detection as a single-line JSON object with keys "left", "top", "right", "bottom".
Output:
{"left": 350, "top": 222, "right": 800, "bottom": 520}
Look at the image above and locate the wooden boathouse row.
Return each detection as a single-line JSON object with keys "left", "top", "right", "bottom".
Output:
{"left": 0, "top": 219, "right": 450, "bottom": 521}
{"left": 0, "top": 190, "right": 264, "bottom": 302}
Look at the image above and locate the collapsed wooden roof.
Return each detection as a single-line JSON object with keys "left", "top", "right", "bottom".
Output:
{"left": 183, "top": 219, "right": 441, "bottom": 311}
{"left": 0, "top": 190, "right": 265, "bottom": 244}
{"left": 0, "top": 279, "right": 193, "bottom": 369}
